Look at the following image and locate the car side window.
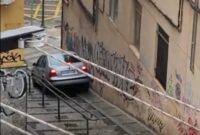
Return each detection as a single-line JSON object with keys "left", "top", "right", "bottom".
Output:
{"left": 40, "top": 56, "right": 47, "bottom": 68}
{"left": 37, "top": 56, "right": 44, "bottom": 67}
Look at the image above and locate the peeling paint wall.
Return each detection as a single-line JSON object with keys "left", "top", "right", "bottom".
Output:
{"left": 62, "top": 0, "right": 200, "bottom": 134}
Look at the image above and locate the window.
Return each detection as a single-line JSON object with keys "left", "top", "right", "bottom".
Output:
{"left": 155, "top": 26, "right": 169, "bottom": 89}
{"left": 40, "top": 56, "right": 47, "bottom": 68}
{"left": 134, "top": 0, "right": 142, "bottom": 50}
{"left": 37, "top": 56, "right": 44, "bottom": 67}
{"left": 109, "top": 0, "right": 118, "bottom": 20}
{"left": 49, "top": 54, "right": 80, "bottom": 66}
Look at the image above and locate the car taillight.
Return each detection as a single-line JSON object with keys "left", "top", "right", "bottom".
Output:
{"left": 49, "top": 69, "right": 57, "bottom": 77}
{"left": 81, "top": 65, "right": 88, "bottom": 72}
{"left": 65, "top": 61, "right": 71, "bottom": 64}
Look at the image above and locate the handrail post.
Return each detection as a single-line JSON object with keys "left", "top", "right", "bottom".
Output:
{"left": 41, "top": 0, "right": 45, "bottom": 27}
{"left": 86, "top": 119, "right": 89, "bottom": 135}
{"left": 28, "top": 74, "right": 31, "bottom": 93}
{"left": 58, "top": 97, "right": 61, "bottom": 121}
{"left": 42, "top": 85, "right": 45, "bottom": 107}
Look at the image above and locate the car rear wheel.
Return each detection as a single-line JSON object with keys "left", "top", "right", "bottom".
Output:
{"left": 81, "top": 83, "right": 89, "bottom": 93}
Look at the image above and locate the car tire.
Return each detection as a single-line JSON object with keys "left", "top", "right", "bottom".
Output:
{"left": 82, "top": 83, "right": 89, "bottom": 93}
{"left": 32, "top": 78, "right": 38, "bottom": 88}
{"left": 69, "top": 90, "right": 76, "bottom": 97}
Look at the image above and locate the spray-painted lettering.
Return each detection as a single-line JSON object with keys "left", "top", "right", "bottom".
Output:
{"left": 147, "top": 108, "right": 165, "bottom": 132}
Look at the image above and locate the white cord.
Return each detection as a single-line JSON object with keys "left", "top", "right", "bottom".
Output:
{"left": 46, "top": 43, "right": 200, "bottom": 113}
{"left": 1, "top": 103, "right": 74, "bottom": 135}
{"left": 1, "top": 119, "right": 32, "bottom": 135}
{"left": 34, "top": 46, "right": 200, "bottom": 132}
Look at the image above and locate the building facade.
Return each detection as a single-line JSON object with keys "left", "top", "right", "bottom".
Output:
{"left": 62, "top": 0, "right": 200, "bottom": 134}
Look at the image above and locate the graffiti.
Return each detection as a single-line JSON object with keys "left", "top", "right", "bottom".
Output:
{"left": 182, "top": 81, "right": 200, "bottom": 107}
{"left": 167, "top": 70, "right": 182, "bottom": 100}
{"left": 150, "top": 80, "right": 160, "bottom": 91}
{"left": 120, "top": 92, "right": 146, "bottom": 117}
{"left": 167, "top": 74, "right": 174, "bottom": 96}
{"left": 176, "top": 83, "right": 181, "bottom": 100}
{"left": 177, "top": 117, "right": 199, "bottom": 135}
{"left": 182, "top": 82, "right": 193, "bottom": 105}
{"left": 148, "top": 80, "right": 162, "bottom": 108}
{"left": 0, "top": 49, "right": 25, "bottom": 68}
{"left": 92, "top": 81, "right": 106, "bottom": 97}
{"left": 175, "top": 70, "right": 182, "bottom": 100}
{"left": 147, "top": 108, "right": 165, "bottom": 132}
{"left": 175, "top": 70, "right": 182, "bottom": 83}
{"left": 0, "top": 69, "right": 28, "bottom": 99}
{"left": 0, "top": 51, "right": 22, "bottom": 64}
{"left": 167, "top": 71, "right": 200, "bottom": 106}
{"left": 66, "top": 32, "right": 143, "bottom": 95}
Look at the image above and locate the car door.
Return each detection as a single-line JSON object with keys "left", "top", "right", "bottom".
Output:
{"left": 33, "top": 55, "right": 45, "bottom": 83}
{"left": 39, "top": 56, "right": 47, "bottom": 79}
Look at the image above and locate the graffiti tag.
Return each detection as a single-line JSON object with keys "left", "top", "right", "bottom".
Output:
{"left": 147, "top": 108, "right": 165, "bottom": 132}
{"left": 0, "top": 49, "right": 25, "bottom": 68}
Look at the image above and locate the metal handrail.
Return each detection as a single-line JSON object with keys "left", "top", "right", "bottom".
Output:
{"left": 27, "top": 68, "right": 99, "bottom": 121}
{"left": 28, "top": 69, "right": 99, "bottom": 135}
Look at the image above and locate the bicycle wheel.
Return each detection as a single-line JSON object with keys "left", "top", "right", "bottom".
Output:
{"left": 8, "top": 70, "right": 27, "bottom": 99}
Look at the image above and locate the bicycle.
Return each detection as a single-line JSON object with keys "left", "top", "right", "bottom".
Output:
{"left": 0, "top": 69, "right": 27, "bottom": 99}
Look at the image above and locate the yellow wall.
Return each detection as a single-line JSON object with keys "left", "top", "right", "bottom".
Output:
{"left": 0, "top": 0, "right": 24, "bottom": 31}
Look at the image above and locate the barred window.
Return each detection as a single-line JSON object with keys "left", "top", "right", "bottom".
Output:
{"left": 134, "top": 0, "right": 142, "bottom": 50}
{"left": 109, "top": 0, "right": 118, "bottom": 20}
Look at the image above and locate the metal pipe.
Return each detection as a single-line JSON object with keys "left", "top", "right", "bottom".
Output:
{"left": 57, "top": 97, "right": 61, "bottom": 121}
{"left": 30, "top": 0, "right": 33, "bottom": 25}
{"left": 29, "top": 74, "right": 31, "bottom": 93}
{"left": 61, "top": 0, "right": 64, "bottom": 48}
{"left": 41, "top": 0, "right": 45, "bottom": 27}
{"left": 86, "top": 119, "right": 89, "bottom": 135}
{"left": 42, "top": 86, "right": 45, "bottom": 107}
{"left": 190, "top": 0, "right": 199, "bottom": 72}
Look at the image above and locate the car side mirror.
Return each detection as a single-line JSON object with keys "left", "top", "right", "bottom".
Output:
{"left": 33, "top": 63, "right": 37, "bottom": 66}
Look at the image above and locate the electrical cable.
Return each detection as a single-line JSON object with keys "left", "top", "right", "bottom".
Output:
{"left": 33, "top": 46, "right": 200, "bottom": 132}
{"left": 0, "top": 119, "right": 33, "bottom": 135}
{"left": 46, "top": 43, "right": 200, "bottom": 113}
{"left": 0, "top": 103, "right": 74, "bottom": 135}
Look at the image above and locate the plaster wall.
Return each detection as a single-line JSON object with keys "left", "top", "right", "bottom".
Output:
{"left": 62, "top": 0, "right": 200, "bottom": 134}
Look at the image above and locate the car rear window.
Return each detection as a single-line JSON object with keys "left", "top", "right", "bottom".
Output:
{"left": 49, "top": 54, "right": 80, "bottom": 66}
{"left": 64, "top": 55, "right": 80, "bottom": 63}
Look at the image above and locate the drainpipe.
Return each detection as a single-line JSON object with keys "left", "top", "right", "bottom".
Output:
{"left": 30, "top": 0, "right": 33, "bottom": 25}
{"left": 61, "top": 0, "right": 64, "bottom": 49}
{"left": 190, "top": 0, "right": 199, "bottom": 73}
{"left": 41, "top": 0, "right": 45, "bottom": 27}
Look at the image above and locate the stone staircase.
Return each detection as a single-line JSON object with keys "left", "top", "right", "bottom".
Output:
{"left": 24, "top": 0, "right": 61, "bottom": 21}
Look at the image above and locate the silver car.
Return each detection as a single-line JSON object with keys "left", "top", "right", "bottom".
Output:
{"left": 32, "top": 52, "right": 90, "bottom": 91}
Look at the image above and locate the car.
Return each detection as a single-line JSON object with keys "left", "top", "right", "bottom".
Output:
{"left": 31, "top": 52, "right": 90, "bottom": 93}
